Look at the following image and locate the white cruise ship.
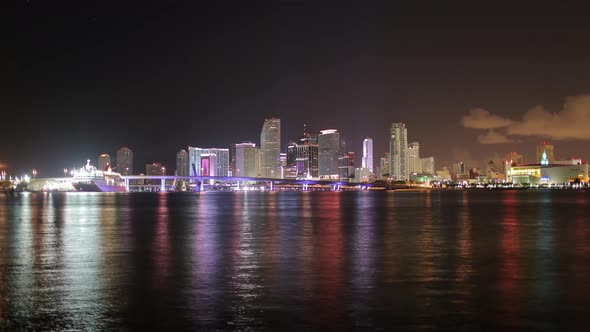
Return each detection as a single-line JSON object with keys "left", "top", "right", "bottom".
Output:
{"left": 71, "top": 160, "right": 127, "bottom": 192}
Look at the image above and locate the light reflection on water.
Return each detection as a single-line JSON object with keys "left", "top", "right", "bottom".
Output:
{"left": 1, "top": 191, "right": 590, "bottom": 330}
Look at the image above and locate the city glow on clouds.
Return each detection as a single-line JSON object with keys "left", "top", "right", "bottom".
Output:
{"left": 477, "top": 130, "right": 514, "bottom": 144}
{"left": 462, "top": 94, "right": 590, "bottom": 143}
{"left": 461, "top": 108, "right": 516, "bottom": 129}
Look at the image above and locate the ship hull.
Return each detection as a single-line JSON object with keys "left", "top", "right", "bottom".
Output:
{"left": 71, "top": 181, "right": 127, "bottom": 192}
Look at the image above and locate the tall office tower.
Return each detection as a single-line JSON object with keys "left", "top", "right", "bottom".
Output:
{"left": 389, "top": 123, "right": 408, "bottom": 180}
{"left": 420, "top": 157, "right": 435, "bottom": 175}
{"left": 200, "top": 154, "right": 217, "bottom": 176}
{"left": 146, "top": 162, "right": 166, "bottom": 175}
{"left": 407, "top": 142, "right": 421, "bottom": 174}
{"left": 176, "top": 149, "right": 189, "bottom": 176}
{"left": 117, "top": 147, "right": 133, "bottom": 175}
{"left": 362, "top": 138, "right": 374, "bottom": 174}
{"left": 234, "top": 142, "right": 257, "bottom": 177}
{"left": 260, "top": 118, "right": 281, "bottom": 178}
{"left": 230, "top": 144, "right": 236, "bottom": 175}
{"left": 536, "top": 142, "right": 555, "bottom": 164}
{"left": 286, "top": 141, "right": 297, "bottom": 167}
{"left": 379, "top": 156, "right": 389, "bottom": 177}
{"left": 338, "top": 152, "right": 356, "bottom": 181}
{"left": 188, "top": 147, "right": 230, "bottom": 176}
{"left": 453, "top": 162, "right": 466, "bottom": 175}
{"left": 295, "top": 143, "right": 319, "bottom": 179}
{"left": 504, "top": 151, "right": 524, "bottom": 166}
{"left": 98, "top": 154, "right": 111, "bottom": 171}
{"left": 255, "top": 147, "right": 262, "bottom": 177}
{"left": 318, "top": 129, "right": 340, "bottom": 178}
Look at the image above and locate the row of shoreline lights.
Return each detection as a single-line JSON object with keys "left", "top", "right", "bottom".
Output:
{"left": 0, "top": 169, "right": 36, "bottom": 183}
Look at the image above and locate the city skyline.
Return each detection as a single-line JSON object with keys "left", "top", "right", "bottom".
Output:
{"left": 4, "top": 3, "right": 590, "bottom": 176}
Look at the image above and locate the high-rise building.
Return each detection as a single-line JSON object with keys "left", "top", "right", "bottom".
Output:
{"left": 362, "top": 138, "right": 374, "bottom": 174}
{"left": 98, "top": 154, "right": 111, "bottom": 171}
{"left": 420, "top": 157, "right": 435, "bottom": 175}
{"left": 188, "top": 147, "right": 230, "bottom": 176}
{"left": 176, "top": 149, "right": 189, "bottom": 177}
{"left": 389, "top": 123, "right": 408, "bottom": 180}
{"left": 146, "top": 162, "right": 166, "bottom": 175}
{"left": 407, "top": 142, "right": 421, "bottom": 174}
{"left": 505, "top": 151, "right": 524, "bottom": 165}
{"left": 318, "top": 129, "right": 340, "bottom": 178}
{"left": 234, "top": 142, "right": 257, "bottom": 177}
{"left": 286, "top": 141, "right": 297, "bottom": 167}
{"left": 260, "top": 118, "right": 281, "bottom": 178}
{"left": 536, "top": 142, "right": 555, "bottom": 164}
{"left": 296, "top": 143, "right": 319, "bottom": 179}
{"left": 200, "top": 154, "right": 217, "bottom": 176}
{"left": 453, "top": 162, "right": 466, "bottom": 175}
{"left": 117, "top": 147, "right": 133, "bottom": 175}
{"left": 379, "top": 155, "right": 390, "bottom": 178}
{"left": 338, "top": 152, "right": 355, "bottom": 181}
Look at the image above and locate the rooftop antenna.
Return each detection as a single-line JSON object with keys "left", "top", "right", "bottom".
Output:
{"left": 303, "top": 123, "right": 307, "bottom": 136}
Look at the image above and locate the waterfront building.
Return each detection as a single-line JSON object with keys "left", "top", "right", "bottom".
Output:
{"left": 379, "top": 153, "right": 390, "bottom": 177}
{"left": 407, "top": 142, "right": 421, "bottom": 174}
{"left": 296, "top": 143, "right": 319, "bottom": 179}
{"left": 436, "top": 168, "right": 452, "bottom": 181}
{"left": 117, "top": 147, "right": 133, "bottom": 175}
{"left": 420, "top": 157, "right": 435, "bottom": 175}
{"left": 176, "top": 149, "right": 189, "bottom": 177}
{"left": 338, "top": 152, "right": 355, "bottom": 181}
{"left": 286, "top": 141, "right": 297, "bottom": 167}
{"left": 506, "top": 162, "right": 588, "bottom": 184}
{"left": 234, "top": 142, "right": 257, "bottom": 177}
{"left": 389, "top": 123, "right": 408, "bottom": 180}
{"left": 188, "top": 147, "right": 229, "bottom": 176}
{"left": 318, "top": 129, "right": 340, "bottom": 179}
{"left": 260, "top": 118, "right": 281, "bottom": 179}
{"left": 98, "top": 153, "right": 111, "bottom": 171}
{"left": 536, "top": 141, "right": 555, "bottom": 164}
{"left": 452, "top": 162, "right": 466, "bottom": 177}
{"left": 200, "top": 154, "right": 217, "bottom": 176}
{"left": 146, "top": 162, "right": 166, "bottom": 175}
{"left": 362, "top": 138, "right": 374, "bottom": 174}
{"left": 355, "top": 167, "right": 370, "bottom": 183}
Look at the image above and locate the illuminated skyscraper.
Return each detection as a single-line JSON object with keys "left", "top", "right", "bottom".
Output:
{"left": 407, "top": 142, "right": 421, "bottom": 174}
{"left": 188, "top": 147, "right": 229, "bottom": 176}
{"left": 260, "top": 118, "right": 281, "bottom": 178}
{"left": 146, "top": 162, "right": 166, "bottom": 175}
{"left": 116, "top": 147, "right": 133, "bottom": 175}
{"left": 389, "top": 123, "right": 408, "bottom": 180}
{"left": 420, "top": 157, "right": 435, "bottom": 175}
{"left": 296, "top": 143, "right": 319, "bottom": 179}
{"left": 338, "top": 152, "right": 355, "bottom": 181}
{"left": 318, "top": 129, "right": 340, "bottom": 178}
{"left": 234, "top": 142, "right": 257, "bottom": 177}
{"left": 362, "top": 138, "right": 373, "bottom": 174}
{"left": 176, "top": 149, "right": 189, "bottom": 177}
{"left": 286, "top": 141, "right": 297, "bottom": 167}
{"left": 98, "top": 153, "right": 111, "bottom": 171}
{"left": 536, "top": 142, "right": 555, "bottom": 164}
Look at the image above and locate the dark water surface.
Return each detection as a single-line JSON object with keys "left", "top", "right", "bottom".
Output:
{"left": 1, "top": 190, "right": 590, "bottom": 330}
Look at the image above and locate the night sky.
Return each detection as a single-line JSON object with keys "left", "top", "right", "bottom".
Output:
{"left": 4, "top": 1, "right": 590, "bottom": 176}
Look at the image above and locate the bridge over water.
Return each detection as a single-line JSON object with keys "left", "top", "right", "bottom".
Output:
{"left": 120, "top": 175, "right": 365, "bottom": 192}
